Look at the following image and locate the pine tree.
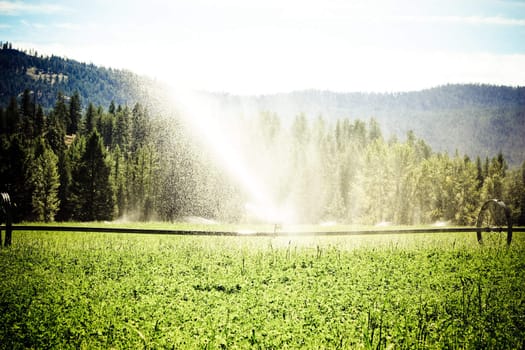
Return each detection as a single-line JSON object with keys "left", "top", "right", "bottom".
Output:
{"left": 481, "top": 153, "right": 508, "bottom": 200}
{"left": 63, "top": 135, "right": 86, "bottom": 220}
{"left": 20, "top": 89, "right": 34, "bottom": 120}
{"left": 502, "top": 165, "right": 525, "bottom": 225}
{"left": 5, "top": 135, "right": 33, "bottom": 221}
{"left": 390, "top": 141, "right": 417, "bottom": 224}
{"left": 30, "top": 140, "right": 60, "bottom": 222}
{"left": 108, "top": 100, "right": 116, "bottom": 115}
{"left": 5, "top": 96, "right": 20, "bottom": 134}
{"left": 83, "top": 103, "right": 97, "bottom": 135}
{"left": 476, "top": 156, "right": 484, "bottom": 190}
{"left": 291, "top": 113, "right": 308, "bottom": 147}
{"left": 112, "top": 145, "right": 127, "bottom": 217}
{"left": 54, "top": 92, "right": 69, "bottom": 131}
{"left": 131, "top": 103, "right": 147, "bottom": 152}
{"left": 55, "top": 149, "right": 72, "bottom": 221}
{"left": 450, "top": 155, "right": 479, "bottom": 225}
{"left": 97, "top": 112, "right": 114, "bottom": 146}
{"left": 368, "top": 118, "right": 382, "bottom": 142}
{"left": 71, "top": 131, "right": 114, "bottom": 221}
{"left": 68, "top": 91, "right": 82, "bottom": 134}
{"left": 34, "top": 105, "right": 45, "bottom": 137}
{"left": 359, "top": 138, "right": 393, "bottom": 224}
{"left": 113, "top": 106, "right": 131, "bottom": 151}
{"left": 46, "top": 110, "right": 66, "bottom": 156}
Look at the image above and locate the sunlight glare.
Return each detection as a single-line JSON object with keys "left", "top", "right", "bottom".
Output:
{"left": 170, "top": 88, "right": 297, "bottom": 223}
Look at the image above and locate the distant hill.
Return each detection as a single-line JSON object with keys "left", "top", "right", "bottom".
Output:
{"left": 0, "top": 45, "right": 158, "bottom": 110}
{"left": 1, "top": 45, "right": 523, "bottom": 165}
{"left": 211, "top": 85, "right": 525, "bottom": 165}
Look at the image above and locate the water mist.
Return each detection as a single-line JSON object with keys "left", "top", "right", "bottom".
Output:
{"left": 170, "top": 88, "right": 297, "bottom": 224}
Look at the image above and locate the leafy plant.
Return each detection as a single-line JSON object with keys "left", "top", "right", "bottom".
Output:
{"left": 0, "top": 229, "right": 524, "bottom": 348}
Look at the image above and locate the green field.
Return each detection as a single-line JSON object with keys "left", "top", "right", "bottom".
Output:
{"left": 1, "top": 227, "right": 524, "bottom": 349}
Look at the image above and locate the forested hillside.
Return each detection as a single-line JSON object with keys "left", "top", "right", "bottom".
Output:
{"left": 2, "top": 45, "right": 524, "bottom": 165}
{"left": 0, "top": 44, "right": 157, "bottom": 110}
{"left": 212, "top": 85, "right": 525, "bottom": 165}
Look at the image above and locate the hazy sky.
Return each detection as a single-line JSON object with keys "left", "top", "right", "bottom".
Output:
{"left": 1, "top": 0, "right": 525, "bottom": 94}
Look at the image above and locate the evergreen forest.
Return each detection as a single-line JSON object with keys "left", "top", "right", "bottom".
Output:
{"left": 1, "top": 44, "right": 525, "bottom": 225}
{"left": 1, "top": 88, "right": 525, "bottom": 226}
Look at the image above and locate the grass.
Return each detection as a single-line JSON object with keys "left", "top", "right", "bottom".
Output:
{"left": 1, "top": 225, "right": 524, "bottom": 349}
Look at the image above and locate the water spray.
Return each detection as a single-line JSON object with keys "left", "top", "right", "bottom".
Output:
{"left": 169, "top": 88, "right": 296, "bottom": 225}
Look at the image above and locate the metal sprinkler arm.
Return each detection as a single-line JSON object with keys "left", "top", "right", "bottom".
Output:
{"left": 476, "top": 199, "right": 512, "bottom": 246}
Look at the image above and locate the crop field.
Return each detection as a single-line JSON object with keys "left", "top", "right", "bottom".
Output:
{"left": 0, "top": 226, "right": 524, "bottom": 349}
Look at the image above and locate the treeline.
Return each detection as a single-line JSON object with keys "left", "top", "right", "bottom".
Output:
{"left": 245, "top": 112, "right": 525, "bottom": 225}
{"left": 0, "top": 89, "right": 239, "bottom": 223}
{"left": 1, "top": 91, "right": 525, "bottom": 225}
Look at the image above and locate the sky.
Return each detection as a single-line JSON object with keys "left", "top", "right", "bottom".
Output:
{"left": 1, "top": 0, "right": 525, "bottom": 94}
